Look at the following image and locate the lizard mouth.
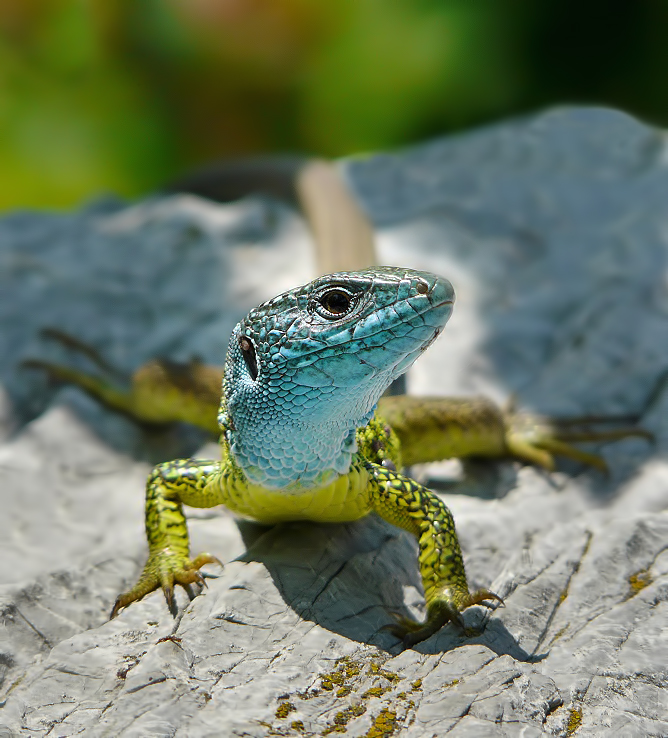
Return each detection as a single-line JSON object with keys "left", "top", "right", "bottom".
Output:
{"left": 420, "top": 326, "right": 443, "bottom": 353}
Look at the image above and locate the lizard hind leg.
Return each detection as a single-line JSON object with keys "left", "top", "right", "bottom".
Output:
{"left": 38, "top": 328, "right": 130, "bottom": 379}
{"left": 23, "top": 328, "right": 223, "bottom": 431}
{"left": 506, "top": 411, "right": 653, "bottom": 474}
{"left": 23, "top": 328, "right": 145, "bottom": 422}
{"left": 366, "top": 462, "right": 501, "bottom": 648}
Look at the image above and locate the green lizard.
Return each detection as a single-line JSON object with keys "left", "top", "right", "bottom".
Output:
{"left": 27, "top": 266, "right": 646, "bottom": 647}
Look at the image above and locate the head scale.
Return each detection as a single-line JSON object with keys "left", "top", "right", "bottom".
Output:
{"left": 220, "top": 266, "right": 454, "bottom": 489}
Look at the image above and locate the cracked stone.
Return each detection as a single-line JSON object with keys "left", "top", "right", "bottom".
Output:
{"left": 1, "top": 106, "right": 667, "bottom": 737}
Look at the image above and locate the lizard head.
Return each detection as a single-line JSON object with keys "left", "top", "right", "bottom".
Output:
{"left": 220, "top": 266, "right": 454, "bottom": 488}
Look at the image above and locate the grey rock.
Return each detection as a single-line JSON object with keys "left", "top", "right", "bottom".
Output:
{"left": 1, "top": 107, "right": 667, "bottom": 736}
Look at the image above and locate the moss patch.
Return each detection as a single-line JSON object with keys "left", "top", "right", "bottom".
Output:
{"left": 275, "top": 700, "right": 296, "bottom": 719}
{"left": 566, "top": 707, "right": 582, "bottom": 735}
{"left": 321, "top": 655, "right": 362, "bottom": 692}
{"left": 364, "top": 708, "right": 398, "bottom": 738}
{"left": 627, "top": 568, "right": 652, "bottom": 598}
{"left": 322, "top": 704, "right": 367, "bottom": 734}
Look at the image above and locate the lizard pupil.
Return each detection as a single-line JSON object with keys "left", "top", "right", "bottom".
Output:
{"left": 320, "top": 289, "right": 351, "bottom": 316}
{"left": 239, "top": 336, "right": 258, "bottom": 380}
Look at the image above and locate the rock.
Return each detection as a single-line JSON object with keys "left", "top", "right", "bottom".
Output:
{"left": 1, "top": 107, "right": 667, "bottom": 736}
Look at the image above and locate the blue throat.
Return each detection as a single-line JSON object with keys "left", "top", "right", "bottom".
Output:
{"left": 218, "top": 267, "right": 454, "bottom": 490}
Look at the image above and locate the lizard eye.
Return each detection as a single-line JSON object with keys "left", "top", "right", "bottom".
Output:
{"left": 319, "top": 289, "right": 352, "bottom": 317}
{"left": 238, "top": 336, "right": 258, "bottom": 380}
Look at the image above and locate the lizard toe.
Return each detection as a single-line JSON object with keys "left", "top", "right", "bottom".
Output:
{"left": 111, "top": 551, "right": 223, "bottom": 619}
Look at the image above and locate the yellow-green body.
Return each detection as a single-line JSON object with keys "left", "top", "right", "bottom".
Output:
{"left": 203, "top": 449, "right": 374, "bottom": 525}
{"left": 28, "top": 271, "right": 647, "bottom": 647}
{"left": 128, "top": 417, "right": 486, "bottom": 648}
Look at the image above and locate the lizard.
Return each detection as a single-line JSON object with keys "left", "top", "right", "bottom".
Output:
{"left": 26, "top": 266, "right": 648, "bottom": 647}
{"left": 23, "top": 161, "right": 649, "bottom": 647}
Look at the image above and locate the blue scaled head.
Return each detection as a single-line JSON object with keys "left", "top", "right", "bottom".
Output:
{"left": 220, "top": 266, "right": 454, "bottom": 489}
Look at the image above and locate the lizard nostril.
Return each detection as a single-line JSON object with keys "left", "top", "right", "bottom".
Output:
{"left": 416, "top": 281, "right": 429, "bottom": 295}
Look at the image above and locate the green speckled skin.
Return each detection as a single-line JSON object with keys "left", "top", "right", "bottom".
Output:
{"left": 366, "top": 463, "right": 499, "bottom": 646}
{"left": 30, "top": 270, "right": 647, "bottom": 645}
{"left": 110, "top": 266, "right": 503, "bottom": 644}
{"left": 112, "top": 435, "right": 499, "bottom": 646}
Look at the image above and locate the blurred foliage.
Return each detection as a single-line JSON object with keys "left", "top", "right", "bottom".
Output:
{"left": 2, "top": 0, "right": 668, "bottom": 209}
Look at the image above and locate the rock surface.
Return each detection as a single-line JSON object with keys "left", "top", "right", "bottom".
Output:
{"left": 1, "top": 107, "right": 667, "bottom": 737}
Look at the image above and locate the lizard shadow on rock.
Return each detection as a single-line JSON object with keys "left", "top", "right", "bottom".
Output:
{"left": 425, "top": 458, "right": 520, "bottom": 500}
{"left": 235, "top": 516, "right": 534, "bottom": 661}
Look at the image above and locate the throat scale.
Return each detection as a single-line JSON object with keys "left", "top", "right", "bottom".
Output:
{"left": 218, "top": 266, "right": 454, "bottom": 489}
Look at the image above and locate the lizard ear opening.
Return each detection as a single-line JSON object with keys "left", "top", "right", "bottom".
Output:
{"left": 238, "top": 336, "right": 258, "bottom": 380}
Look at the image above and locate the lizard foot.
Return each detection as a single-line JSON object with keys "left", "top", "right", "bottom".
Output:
{"left": 24, "top": 328, "right": 222, "bottom": 431}
{"left": 505, "top": 408, "right": 653, "bottom": 474}
{"left": 111, "top": 551, "right": 222, "bottom": 618}
{"left": 385, "top": 588, "right": 503, "bottom": 648}
{"left": 23, "top": 328, "right": 142, "bottom": 422}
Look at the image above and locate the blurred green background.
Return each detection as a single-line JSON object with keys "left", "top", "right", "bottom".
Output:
{"left": 2, "top": 0, "right": 668, "bottom": 210}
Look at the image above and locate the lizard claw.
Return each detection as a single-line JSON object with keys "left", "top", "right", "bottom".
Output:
{"left": 384, "top": 589, "right": 503, "bottom": 648}
{"left": 505, "top": 411, "right": 652, "bottom": 473}
{"left": 110, "top": 552, "right": 223, "bottom": 618}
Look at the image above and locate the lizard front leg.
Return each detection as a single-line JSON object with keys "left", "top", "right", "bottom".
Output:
{"left": 366, "top": 461, "right": 501, "bottom": 647}
{"left": 111, "top": 459, "right": 225, "bottom": 617}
